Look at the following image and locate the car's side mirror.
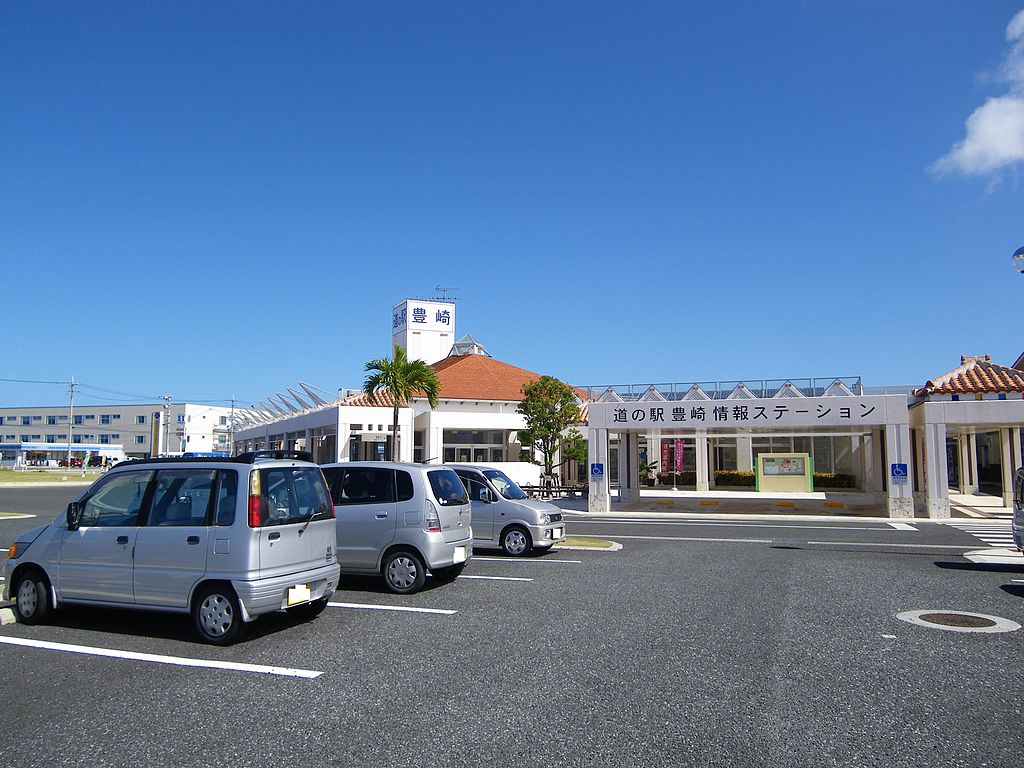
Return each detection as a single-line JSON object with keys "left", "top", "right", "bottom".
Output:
{"left": 66, "top": 501, "right": 82, "bottom": 531}
{"left": 486, "top": 489, "right": 498, "bottom": 503}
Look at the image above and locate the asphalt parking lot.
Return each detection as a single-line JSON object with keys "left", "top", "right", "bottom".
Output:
{"left": 1, "top": 487, "right": 1022, "bottom": 768}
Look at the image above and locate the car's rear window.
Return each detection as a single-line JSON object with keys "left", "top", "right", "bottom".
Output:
{"left": 427, "top": 468, "right": 468, "bottom": 506}
{"left": 257, "top": 467, "right": 332, "bottom": 526}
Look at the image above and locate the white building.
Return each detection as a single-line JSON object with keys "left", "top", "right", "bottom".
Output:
{"left": 0, "top": 402, "right": 234, "bottom": 466}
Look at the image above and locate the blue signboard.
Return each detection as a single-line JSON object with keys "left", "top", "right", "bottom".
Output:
{"left": 590, "top": 463, "right": 604, "bottom": 479}
{"left": 891, "top": 463, "right": 908, "bottom": 485}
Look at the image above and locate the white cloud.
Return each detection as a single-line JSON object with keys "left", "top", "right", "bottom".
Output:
{"left": 934, "top": 9, "right": 1024, "bottom": 178}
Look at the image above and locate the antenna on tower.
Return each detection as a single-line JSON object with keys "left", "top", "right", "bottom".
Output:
{"left": 434, "top": 286, "right": 459, "bottom": 302}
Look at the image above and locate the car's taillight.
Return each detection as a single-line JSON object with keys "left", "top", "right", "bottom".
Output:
{"left": 248, "top": 470, "right": 262, "bottom": 528}
{"left": 424, "top": 500, "right": 441, "bottom": 533}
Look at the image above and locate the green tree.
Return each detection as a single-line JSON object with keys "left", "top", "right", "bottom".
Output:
{"left": 363, "top": 345, "right": 441, "bottom": 461}
{"left": 517, "top": 376, "right": 585, "bottom": 477}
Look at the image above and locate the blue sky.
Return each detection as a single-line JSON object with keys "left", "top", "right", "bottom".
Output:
{"left": 2, "top": 1, "right": 1022, "bottom": 409}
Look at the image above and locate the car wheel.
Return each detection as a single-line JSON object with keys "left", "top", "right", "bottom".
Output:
{"left": 287, "top": 595, "right": 330, "bottom": 620}
{"left": 382, "top": 550, "right": 426, "bottom": 594}
{"left": 433, "top": 563, "right": 467, "bottom": 583}
{"left": 501, "top": 526, "right": 531, "bottom": 556}
{"left": 192, "top": 584, "right": 245, "bottom": 645}
{"left": 14, "top": 569, "right": 51, "bottom": 625}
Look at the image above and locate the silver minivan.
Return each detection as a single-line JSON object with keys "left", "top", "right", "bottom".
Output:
{"left": 3, "top": 451, "right": 340, "bottom": 645}
{"left": 320, "top": 461, "right": 472, "bottom": 593}
{"left": 449, "top": 464, "right": 566, "bottom": 555}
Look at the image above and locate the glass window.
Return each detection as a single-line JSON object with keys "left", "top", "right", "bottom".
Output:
{"left": 812, "top": 437, "right": 833, "bottom": 473}
{"left": 136, "top": 415, "right": 146, "bottom": 425}
{"left": 256, "top": 468, "right": 332, "bottom": 526}
{"left": 443, "top": 447, "right": 456, "bottom": 462}
{"left": 482, "top": 469, "right": 528, "bottom": 500}
{"left": 100, "top": 415, "right": 111, "bottom": 425}
{"left": 490, "top": 448, "right": 504, "bottom": 462}
{"left": 214, "top": 470, "right": 238, "bottom": 526}
{"left": 458, "top": 473, "right": 491, "bottom": 503}
{"left": 147, "top": 470, "right": 216, "bottom": 526}
{"left": 473, "top": 448, "right": 488, "bottom": 462}
{"left": 427, "top": 468, "right": 468, "bottom": 506}
{"left": 334, "top": 467, "right": 396, "bottom": 504}
{"left": 47, "top": 416, "right": 57, "bottom": 425}
{"left": 21, "top": 416, "right": 30, "bottom": 426}
{"left": 135, "top": 436, "right": 145, "bottom": 444}
{"left": 396, "top": 470, "right": 414, "bottom": 502}
{"left": 79, "top": 471, "right": 154, "bottom": 527}
{"left": 73, "top": 415, "right": 83, "bottom": 425}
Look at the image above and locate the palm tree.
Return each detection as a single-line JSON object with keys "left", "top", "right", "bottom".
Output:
{"left": 363, "top": 345, "right": 441, "bottom": 461}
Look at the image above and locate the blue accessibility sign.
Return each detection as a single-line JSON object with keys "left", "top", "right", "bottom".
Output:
{"left": 891, "top": 463, "right": 908, "bottom": 485}
{"left": 590, "top": 463, "right": 604, "bottom": 479}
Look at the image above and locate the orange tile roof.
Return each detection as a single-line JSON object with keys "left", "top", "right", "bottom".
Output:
{"left": 913, "top": 355, "right": 1024, "bottom": 396}
{"left": 427, "top": 354, "right": 546, "bottom": 401}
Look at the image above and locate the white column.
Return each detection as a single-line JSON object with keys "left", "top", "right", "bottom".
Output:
{"left": 862, "top": 432, "right": 876, "bottom": 493}
{"left": 426, "top": 416, "right": 443, "bottom": 465}
{"left": 736, "top": 436, "right": 753, "bottom": 472}
{"left": 708, "top": 437, "right": 717, "bottom": 488}
{"left": 695, "top": 431, "right": 710, "bottom": 492}
{"left": 884, "top": 423, "right": 914, "bottom": 518}
{"left": 618, "top": 432, "right": 640, "bottom": 504}
{"left": 923, "top": 421, "right": 950, "bottom": 519}
{"left": 649, "top": 430, "right": 662, "bottom": 486}
{"left": 587, "top": 428, "right": 610, "bottom": 514}
{"left": 1000, "top": 427, "right": 1014, "bottom": 508}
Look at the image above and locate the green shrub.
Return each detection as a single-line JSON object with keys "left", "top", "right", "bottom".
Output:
{"left": 713, "top": 470, "right": 756, "bottom": 487}
{"left": 813, "top": 472, "right": 856, "bottom": 488}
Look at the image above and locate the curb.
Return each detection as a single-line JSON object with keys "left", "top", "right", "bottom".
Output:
{"left": 553, "top": 541, "right": 622, "bottom": 553}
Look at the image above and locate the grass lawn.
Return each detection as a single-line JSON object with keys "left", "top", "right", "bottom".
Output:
{"left": 561, "top": 535, "right": 616, "bottom": 549}
{"left": 0, "top": 469, "right": 97, "bottom": 484}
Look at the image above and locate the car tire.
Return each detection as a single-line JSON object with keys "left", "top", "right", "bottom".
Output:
{"left": 287, "top": 595, "right": 329, "bottom": 621}
{"left": 14, "top": 569, "right": 51, "bottom": 625}
{"left": 500, "top": 525, "right": 532, "bottom": 557}
{"left": 192, "top": 584, "right": 245, "bottom": 645}
{"left": 433, "top": 563, "right": 467, "bottom": 583}
{"left": 382, "top": 550, "right": 426, "bottom": 594}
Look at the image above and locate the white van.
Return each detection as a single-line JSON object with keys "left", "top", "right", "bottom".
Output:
{"left": 449, "top": 464, "right": 566, "bottom": 555}
{"left": 320, "top": 462, "right": 472, "bottom": 593}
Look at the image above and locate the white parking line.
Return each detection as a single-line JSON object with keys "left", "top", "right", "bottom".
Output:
{"left": 457, "top": 575, "right": 533, "bottom": 582}
{"left": 888, "top": 522, "right": 916, "bottom": 530}
{"left": 0, "top": 515, "right": 36, "bottom": 521}
{"left": 472, "top": 556, "right": 582, "bottom": 564}
{"left": 600, "top": 534, "right": 976, "bottom": 549}
{"left": 0, "top": 636, "right": 322, "bottom": 678}
{"left": 573, "top": 519, "right": 890, "bottom": 532}
{"left": 607, "top": 534, "right": 773, "bottom": 544}
{"left": 327, "top": 602, "right": 457, "bottom": 615}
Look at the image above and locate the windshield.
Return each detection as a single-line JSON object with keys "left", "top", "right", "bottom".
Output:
{"left": 483, "top": 469, "right": 527, "bottom": 500}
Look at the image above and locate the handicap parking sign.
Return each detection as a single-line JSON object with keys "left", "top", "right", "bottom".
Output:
{"left": 590, "top": 463, "right": 604, "bottom": 479}
{"left": 891, "top": 463, "right": 908, "bottom": 485}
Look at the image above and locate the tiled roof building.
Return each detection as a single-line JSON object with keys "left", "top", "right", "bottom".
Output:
{"left": 913, "top": 355, "right": 1024, "bottom": 397}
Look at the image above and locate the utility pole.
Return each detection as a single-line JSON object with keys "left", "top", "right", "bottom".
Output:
{"left": 229, "top": 394, "right": 236, "bottom": 455}
{"left": 66, "top": 376, "right": 76, "bottom": 467}
{"left": 162, "top": 395, "right": 172, "bottom": 456}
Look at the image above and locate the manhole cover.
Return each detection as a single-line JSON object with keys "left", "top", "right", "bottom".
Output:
{"left": 918, "top": 612, "right": 997, "bottom": 628}
{"left": 896, "top": 609, "right": 1021, "bottom": 634}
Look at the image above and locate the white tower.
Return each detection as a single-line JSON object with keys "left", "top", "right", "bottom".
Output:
{"left": 391, "top": 299, "right": 456, "bottom": 365}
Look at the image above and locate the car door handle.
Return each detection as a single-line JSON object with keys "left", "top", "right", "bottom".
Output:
{"left": 375, "top": 513, "right": 388, "bottom": 519}
{"left": 268, "top": 531, "right": 281, "bottom": 541}
{"left": 186, "top": 536, "right": 200, "bottom": 545}
{"left": 116, "top": 536, "right": 129, "bottom": 545}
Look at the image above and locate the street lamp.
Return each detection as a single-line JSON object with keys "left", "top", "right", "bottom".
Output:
{"left": 1013, "top": 245, "right": 1024, "bottom": 275}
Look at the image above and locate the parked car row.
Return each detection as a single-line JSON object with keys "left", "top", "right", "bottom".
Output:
{"left": 3, "top": 451, "right": 567, "bottom": 645}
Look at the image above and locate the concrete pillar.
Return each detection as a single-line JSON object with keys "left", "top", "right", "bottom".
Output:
{"left": 736, "top": 436, "right": 753, "bottom": 472}
{"left": 862, "top": 432, "right": 876, "bottom": 493}
{"left": 695, "top": 431, "right": 710, "bottom": 492}
{"left": 884, "top": 422, "right": 914, "bottom": 518}
{"left": 708, "top": 437, "right": 717, "bottom": 488}
{"left": 1000, "top": 427, "right": 1014, "bottom": 508}
{"left": 618, "top": 431, "right": 640, "bottom": 505}
{"left": 425, "top": 418, "right": 443, "bottom": 465}
{"left": 923, "top": 421, "right": 950, "bottom": 519}
{"left": 649, "top": 430, "right": 662, "bottom": 486}
{"left": 587, "top": 428, "right": 611, "bottom": 514}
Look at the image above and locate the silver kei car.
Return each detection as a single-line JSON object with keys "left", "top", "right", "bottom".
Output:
{"left": 449, "top": 464, "right": 566, "bottom": 556}
{"left": 4, "top": 450, "right": 340, "bottom": 645}
{"left": 320, "top": 461, "right": 472, "bottom": 593}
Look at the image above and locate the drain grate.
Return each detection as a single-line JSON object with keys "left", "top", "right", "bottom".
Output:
{"left": 896, "top": 609, "right": 1021, "bottom": 634}
{"left": 918, "top": 612, "right": 997, "bottom": 629}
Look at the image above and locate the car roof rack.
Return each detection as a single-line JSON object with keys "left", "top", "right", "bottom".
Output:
{"left": 233, "top": 450, "right": 314, "bottom": 464}
{"left": 120, "top": 450, "right": 314, "bottom": 467}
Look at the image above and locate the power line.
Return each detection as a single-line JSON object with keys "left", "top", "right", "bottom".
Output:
{"left": 0, "top": 377, "right": 69, "bottom": 385}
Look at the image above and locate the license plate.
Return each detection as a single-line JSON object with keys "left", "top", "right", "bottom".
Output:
{"left": 554, "top": 527, "right": 563, "bottom": 538}
{"left": 453, "top": 546, "right": 467, "bottom": 564}
{"left": 287, "top": 584, "right": 311, "bottom": 605}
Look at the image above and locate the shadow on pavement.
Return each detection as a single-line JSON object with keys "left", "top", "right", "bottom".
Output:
{"left": 934, "top": 561, "right": 1024, "bottom": 574}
